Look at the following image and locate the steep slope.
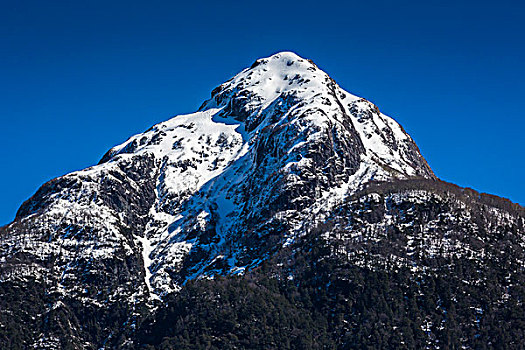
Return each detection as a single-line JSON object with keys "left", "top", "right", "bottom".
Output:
{"left": 0, "top": 52, "right": 522, "bottom": 349}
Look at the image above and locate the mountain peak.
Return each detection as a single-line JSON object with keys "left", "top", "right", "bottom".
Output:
{"left": 249, "top": 51, "right": 314, "bottom": 71}
{"left": 266, "top": 50, "right": 304, "bottom": 59}
{"left": 11, "top": 52, "right": 435, "bottom": 300}
{"left": 2, "top": 52, "right": 524, "bottom": 349}
{"left": 196, "top": 52, "right": 433, "bottom": 179}
{"left": 199, "top": 51, "right": 359, "bottom": 129}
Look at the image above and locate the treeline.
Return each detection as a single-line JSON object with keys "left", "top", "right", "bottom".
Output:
{"left": 355, "top": 178, "right": 524, "bottom": 217}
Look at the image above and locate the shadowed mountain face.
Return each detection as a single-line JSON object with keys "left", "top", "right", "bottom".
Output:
{"left": 1, "top": 52, "right": 523, "bottom": 349}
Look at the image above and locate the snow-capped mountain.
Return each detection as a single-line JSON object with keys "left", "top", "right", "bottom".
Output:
{"left": 1, "top": 52, "right": 523, "bottom": 349}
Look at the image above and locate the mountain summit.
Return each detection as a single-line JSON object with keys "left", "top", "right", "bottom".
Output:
{"left": 1, "top": 52, "right": 523, "bottom": 349}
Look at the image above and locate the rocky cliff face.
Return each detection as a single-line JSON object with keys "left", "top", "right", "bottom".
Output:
{"left": 1, "top": 52, "right": 523, "bottom": 349}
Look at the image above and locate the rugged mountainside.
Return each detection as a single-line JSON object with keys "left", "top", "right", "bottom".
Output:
{"left": 1, "top": 52, "right": 524, "bottom": 349}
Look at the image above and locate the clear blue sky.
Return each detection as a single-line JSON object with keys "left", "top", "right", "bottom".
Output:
{"left": 1, "top": 0, "right": 523, "bottom": 224}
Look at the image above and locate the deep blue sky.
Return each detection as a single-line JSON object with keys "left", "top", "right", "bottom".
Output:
{"left": 1, "top": 0, "right": 524, "bottom": 224}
